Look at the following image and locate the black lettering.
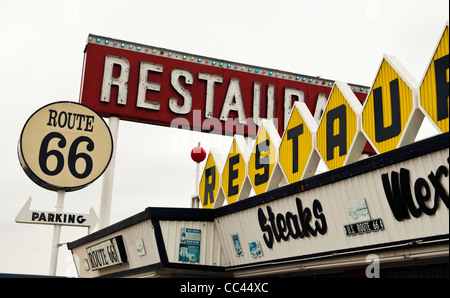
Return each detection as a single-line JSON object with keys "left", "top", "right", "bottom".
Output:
{"left": 58, "top": 111, "right": 67, "bottom": 128}
{"left": 67, "top": 113, "right": 75, "bottom": 129}
{"left": 47, "top": 109, "right": 58, "bottom": 127}
{"left": 47, "top": 213, "right": 54, "bottom": 222}
{"left": 77, "top": 215, "right": 86, "bottom": 224}
{"left": 276, "top": 213, "right": 289, "bottom": 241}
{"left": 38, "top": 213, "right": 46, "bottom": 221}
{"left": 313, "top": 199, "right": 328, "bottom": 235}
{"left": 296, "top": 197, "right": 316, "bottom": 237}
{"left": 428, "top": 165, "right": 449, "bottom": 209}
{"left": 55, "top": 213, "right": 62, "bottom": 223}
{"left": 95, "top": 250, "right": 102, "bottom": 266}
{"left": 255, "top": 139, "right": 270, "bottom": 185}
{"left": 101, "top": 249, "right": 109, "bottom": 265}
{"left": 287, "top": 124, "right": 303, "bottom": 173}
{"left": 228, "top": 155, "right": 240, "bottom": 197}
{"left": 286, "top": 212, "right": 302, "bottom": 239}
{"left": 326, "top": 104, "right": 347, "bottom": 160}
{"left": 382, "top": 163, "right": 449, "bottom": 221}
{"left": 76, "top": 114, "right": 86, "bottom": 130}
{"left": 267, "top": 206, "right": 280, "bottom": 242}
{"left": 38, "top": 132, "right": 66, "bottom": 176}
{"left": 31, "top": 212, "right": 39, "bottom": 221}
{"left": 258, "top": 208, "right": 274, "bottom": 249}
{"left": 68, "top": 214, "right": 75, "bottom": 224}
{"left": 45, "top": 110, "right": 94, "bottom": 131}
{"left": 374, "top": 78, "right": 402, "bottom": 142}
{"left": 91, "top": 250, "right": 99, "bottom": 267}
{"left": 257, "top": 198, "right": 328, "bottom": 249}
{"left": 414, "top": 178, "right": 436, "bottom": 215}
{"left": 85, "top": 115, "right": 95, "bottom": 132}
{"left": 400, "top": 168, "right": 422, "bottom": 218}
{"left": 434, "top": 54, "right": 449, "bottom": 121}
{"left": 381, "top": 170, "right": 411, "bottom": 221}
{"left": 95, "top": 250, "right": 101, "bottom": 266}
{"left": 88, "top": 252, "right": 95, "bottom": 267}
{"left": 203, "top": 166, "right": 216, "bottom": 206}
{"left": 91, "top": 249, "right": 108, "bottom": 268}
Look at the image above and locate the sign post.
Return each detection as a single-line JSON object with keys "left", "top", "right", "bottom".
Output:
{"left": 98, "top": 116, "right": 119, "bottom": 229}
{"left": 190, "top": 143, "right": 206, "bottom": 208}
{"left": 15, "top": 197, "right": 98, "bottom": 231}
{"left": 49, "top": 190, "right": 65, "bottom": 276}
{"left": 17, "top": 101, "right": 113, "bottom": 275}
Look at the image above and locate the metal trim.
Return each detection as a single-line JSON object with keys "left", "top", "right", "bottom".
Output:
{"left": 87, "top": 34, "right": 370, "bottom": 94}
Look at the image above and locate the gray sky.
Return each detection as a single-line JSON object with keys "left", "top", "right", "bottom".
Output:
{"left": 0, "top": 0, "right": 448, "bottom": 276}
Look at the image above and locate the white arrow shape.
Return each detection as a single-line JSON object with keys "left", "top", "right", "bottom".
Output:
{"left": 16, "top": 197, "right": 98, "bottom": 233}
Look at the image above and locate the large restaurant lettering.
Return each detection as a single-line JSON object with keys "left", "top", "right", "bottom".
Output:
{"left": 81, "top": 35, "right": 368, "bottom": 138}
{"left": 258, "top": 198, "right": 327, "bottom": 249}
{"left": 381, "top": 158, "right": 449, "bottom": 221}
{"left": 195, "top": 23, "right": 449, "bottom": 209}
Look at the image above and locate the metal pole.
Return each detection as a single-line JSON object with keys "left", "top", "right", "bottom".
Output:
{"left": 191, "top": 142, "right": 201, "bottom": 208}
{"left": 194, "top": 161, "right": 200, "bottom": 196}
{"left": 99, "top": 116, "right": 120, "bottom": 230}
{"left": 49, "top": 189, "right": 65, "bottom": 276}
{"left": 191, "top": 161, "right": 200, "bottom": 208}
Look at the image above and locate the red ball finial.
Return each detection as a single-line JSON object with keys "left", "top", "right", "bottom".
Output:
{"left": 191, "top": 142, "right": 206, "bottom": 163}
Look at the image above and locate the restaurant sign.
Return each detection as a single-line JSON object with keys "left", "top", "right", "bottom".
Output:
{"left": 79, "top": 34, "right": 369, "bottom": 137}
{"left": 18, "top": 101, "right": 113, "bottom": 191}
{"left": 198, "top": 23, "right": 449, "bottom": 208}
{"left": 215, "top": 139, "right": 448, "bottom": 265}
{"left": 86, "top": 235, "right": 127, "bottom": 271}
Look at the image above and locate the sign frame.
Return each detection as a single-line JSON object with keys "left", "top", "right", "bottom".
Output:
{"left": 198, "top": 149, "right": 225, "bottom": 209}
{"left": 362, "top": 54, "right": 423, "bottom": 154}
{"left": 279, "top": 102, "right": 320, "bottom": 185}
{"left": 86, "top": 235, "right": 128, "bottom": 271}
{"left": 344, "top": 218, "right": 385, "bottom": 236}
{"left": 222, "top": 135, "right": 252, "bottom": 205}
{"left": 317, "top": 81, "right": 366, "bottom": 170}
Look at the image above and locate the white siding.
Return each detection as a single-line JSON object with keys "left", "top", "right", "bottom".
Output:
{"left": 215, "top": 149, "right": 449, "bottom": 267}
{"left": 72, "top": 219, "right": 160, "bottom": 277}
{"left": 159, "top": 220, "right": 224, "bottom": 266}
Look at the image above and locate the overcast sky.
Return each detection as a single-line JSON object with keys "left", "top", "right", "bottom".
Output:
{"left": 0, "top": 0, "right": 448, "bottom": 277}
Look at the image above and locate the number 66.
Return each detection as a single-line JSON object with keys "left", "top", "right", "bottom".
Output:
{"left": 39, "top": 132, "right": 94, "bottom": 179}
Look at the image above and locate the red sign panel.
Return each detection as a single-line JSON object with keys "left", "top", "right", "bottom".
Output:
{"left": 80, "top": 34, "right": 369, "bottom": 137}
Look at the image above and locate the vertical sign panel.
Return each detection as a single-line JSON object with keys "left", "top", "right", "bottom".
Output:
{"left": 363, "top": 56, "right": 415, "bottom": 153}
{"left": 317, "top": 83, "right": 359, "bottom": 170}
{"left": 279, "top": 103, "right": 315, "bottom": 183}
{"left": 248, "top": 121, "right": 280, "bottom": 195}
{"left": 222, "top": 137, "right": 250, "bottom": 205}
{"left": 420, "top": 24, "right": 449, "bottom": 133}
{"left": 199, "top": 151, "right": 224, "bottom": 209}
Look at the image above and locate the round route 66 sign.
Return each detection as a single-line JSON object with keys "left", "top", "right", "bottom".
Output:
{"left": 18, "top": 101, "right": 113, "bottom": 192}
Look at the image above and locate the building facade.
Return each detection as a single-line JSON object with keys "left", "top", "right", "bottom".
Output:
{"left": 68, "top": 133, "right": 449, "bottom": 278}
